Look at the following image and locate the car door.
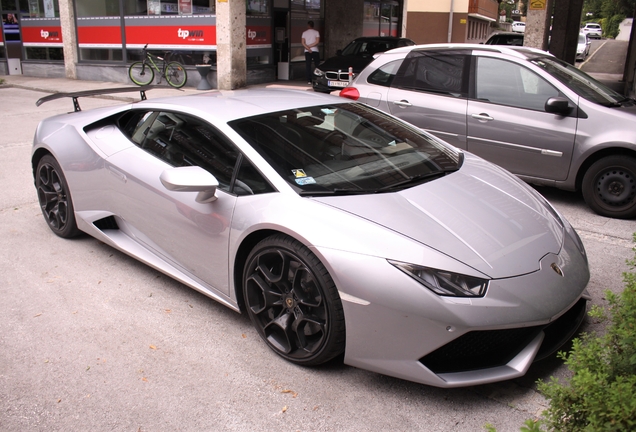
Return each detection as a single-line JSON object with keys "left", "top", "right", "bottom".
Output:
{"left": 466, "top": 55, "right": 577, "bottom": 181}
{"left": 105, "top": 110, "right": 271, "bottom": 295}
{"left": 384, "top": 50, "right": 470, "bottom": 150}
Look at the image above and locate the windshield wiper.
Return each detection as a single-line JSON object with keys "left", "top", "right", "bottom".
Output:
{"left": 607, "top": 97, "right": 635, "bottom": 108}
{"left": 298, "top": 188, "right": 380, "bottom": 197}
{"left": 379, "top": 170, "right": 455, "bottom": 191}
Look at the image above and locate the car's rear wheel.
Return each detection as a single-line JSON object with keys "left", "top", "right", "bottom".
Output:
{"left": 243, "top": 234, "right": 345, "bottom": 365}
{"left": 36, "top": 155, "right": 81, "bottom": 238}
{"left": 582, "top": 155, "right": 636, "bottom": 219}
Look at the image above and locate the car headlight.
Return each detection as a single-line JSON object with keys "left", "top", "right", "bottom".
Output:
{"left": 389, "top": 261, "right": 489, "bottom": 297}
{"left": 314, "top": 68, "right": 324, "bottom": 77}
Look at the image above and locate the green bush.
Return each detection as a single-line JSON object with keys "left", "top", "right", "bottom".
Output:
{"left": 602, "top": 14, "right": 626, "bottom": 39}
{"left": 537, "top": 234, "right": 636, "bottom": 431}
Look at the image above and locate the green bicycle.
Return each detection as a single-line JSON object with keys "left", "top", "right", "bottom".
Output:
{"left": 128, "top": 44, "right": 188, "bottom": 88}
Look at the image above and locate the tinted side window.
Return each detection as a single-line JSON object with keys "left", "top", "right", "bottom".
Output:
{"left": 475, "top": 57, "right": 560, "bottom": 111}
{"left": 122, "top": 110, "right": 273, "bottom": 196}
{"left": 393, "top": 52, "right": 468, "bottom": 97}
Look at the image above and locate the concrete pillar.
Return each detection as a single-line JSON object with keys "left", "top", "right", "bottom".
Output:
{"left": 524, "top": 0, "right": 552, "bottom": 51}
{"left": 549, "top": 0, "right": 584, "bottom": 64}
{"left": 216, "top": 0, "right": 246, "bottom": 90}
{"left": 324, "top": 0, "right": 364, "bottom": 59}
{"left": 58, "top": 0, "right": 78, "bottom": 79}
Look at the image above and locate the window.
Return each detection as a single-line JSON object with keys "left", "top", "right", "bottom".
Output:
{"left": 26, "top": 47, "right": 64, "bottom": 60}
{"left": 121, "top": 110, "right": 273, "bottom": 196}
{"left": 393, "top": 51, "right": 468, "bottom": 97}
{"left": 229, "top": 103, "right": 461, "bottom": 195}
{"left": 125, "top": 0, "right": 215, "bottom": 16}
{"left": 367, "top": 59, "right": 402, "bottom": 87}
{"left": 26, "top": 0, "right": 59, "bottom": 17}
{"left": 475, "top": 57, "right": 559, "bottom": 111}
{"left": 76, "top": 0, "right": 120, "bottom": 17}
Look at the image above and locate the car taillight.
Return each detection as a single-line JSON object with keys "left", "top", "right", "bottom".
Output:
{"left": 339, "top": 87, "right": 360, "bottom": 101}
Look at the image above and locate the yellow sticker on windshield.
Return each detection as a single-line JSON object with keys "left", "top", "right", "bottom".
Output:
{"left": 292, "top": 169, "right": 307, "bottom": 178}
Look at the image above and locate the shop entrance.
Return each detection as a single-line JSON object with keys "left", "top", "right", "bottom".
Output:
{"left": 273, "top": 8, "right": 290, "bottom": 79}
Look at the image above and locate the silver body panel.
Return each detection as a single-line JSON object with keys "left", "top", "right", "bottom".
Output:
{"left": 32, "top": 88, "right": 590, "bottom": 387}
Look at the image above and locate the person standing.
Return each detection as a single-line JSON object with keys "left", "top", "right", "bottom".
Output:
{"left": 302, "top": 21, "right": 320, "bottom": 85}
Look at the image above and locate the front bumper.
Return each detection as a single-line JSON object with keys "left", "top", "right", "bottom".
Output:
{"left": 319, "top": 230, "right": 590, "bottom": 387}
{"left": 313, "top": 71, "right": 354, "bottom": 93}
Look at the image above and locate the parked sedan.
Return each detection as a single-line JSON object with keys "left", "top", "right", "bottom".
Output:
{"left": 577, "top": 32, "right": 591, "bottom": 61}
{"left": 33, "top": 87, "right": 589, "bottom": 388}
{"left": 340, "top": 44, "right": 636, "bottom": 219}
{"left": 312, "top": 37, "right": 415, "bottom": 93}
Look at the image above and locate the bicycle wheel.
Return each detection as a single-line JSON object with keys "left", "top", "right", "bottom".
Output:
{"left": 165, "top": 62, "right": 187, "bottom": 88}
{"left": 129, "top": 61, "right": 154, "bottom": 86}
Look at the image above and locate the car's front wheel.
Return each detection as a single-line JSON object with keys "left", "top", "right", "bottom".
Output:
{"left": 243, "top": 234, "right": 345, "bottom": 365}
{"left": 582, "top": 155, "right": 636, "bottom": 219}
{"left": 35, "top": 155, "right": 81, "bottom": 238}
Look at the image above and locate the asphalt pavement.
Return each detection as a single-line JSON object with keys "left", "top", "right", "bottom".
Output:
{"left": 1, "top": 76, "right": 635, "bottom": 431}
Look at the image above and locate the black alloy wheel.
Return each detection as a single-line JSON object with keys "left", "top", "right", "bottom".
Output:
{"left": 243, "top": 234, "right": 345, "bottom": 365}
{"left": 582, "top": 155, "right": 636, "bottom": 219}
{"left": 36, "top": 155, "right": 81, "bottom": 238}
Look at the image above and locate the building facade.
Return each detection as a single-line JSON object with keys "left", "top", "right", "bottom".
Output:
{"left": 0, "top": 0, "right": 406, "bottom": 87}
{"left": 405, "top": 0, "right": 499, "bottom": 44}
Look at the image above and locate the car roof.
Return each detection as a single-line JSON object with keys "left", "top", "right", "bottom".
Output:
{"left": 384, "top": 43, "right": 549, "bottom": 59}
{"left": 135, "top": 89, "right": 346, "bottom": 123}
{"left": 351, "top": 36, "right": 413, "bottom": 41}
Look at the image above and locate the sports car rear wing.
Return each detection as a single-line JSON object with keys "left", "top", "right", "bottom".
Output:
{"left": 36, "top": 85, "right": 155, "bottom": 112}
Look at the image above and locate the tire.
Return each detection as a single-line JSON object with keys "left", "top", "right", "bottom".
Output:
{"left": 35, "top": 155, "right": 81, "bottom": 238}
{"left": 129, "top": 61, "right": 154, "bottom": 86}
{"left": 243, "top": 234, "right": 345, "bottom": 366}
{"left": 582, "top": 155, "right": 636, "bottom": 219}
{"left": 165, "top": 62, "right": 187, "bottom": 88}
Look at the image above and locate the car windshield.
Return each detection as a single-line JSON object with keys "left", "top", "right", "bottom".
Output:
{"left": 340, "top": 40, "right": 395, "bottom": 56}
{"left": 530, "top": 56, "right": 627, "bottom": 107}
{"left": 229, "top": 103, "right": 462, "bottom": 195}
{"left": 578, "top": 34, "right": 587, "bottom": 44}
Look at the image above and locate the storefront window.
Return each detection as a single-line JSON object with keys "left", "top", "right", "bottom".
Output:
{"left": 1, "top": 0, "right": 18, "bottom": 10}
{"left": 124, "top": 0, "right": 215, "bottom": 16}
{"left": 26, "top": 0, "right": 59, "bottom": 18}
{"left": 76, "top": 0, "right": 120, "bottom": 17}
{"left": 291, "top": 0, "right": 320, "bottom": 11}
{"left": 247, "top": 0, "right": 268, "bottom": 15}
{"left": 364, "top": 1, "right": 399, "bottom": 37}
{"left": 25, "top": 46, "right": 63, "bottom": 59}
{"left": 80, "top": 48, "right": 123, "bottom": 61}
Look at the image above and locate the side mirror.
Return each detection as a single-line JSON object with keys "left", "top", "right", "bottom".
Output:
{"left": 336, "top": 49, "right": 343, "bottom": 56}
{"left": 545, "top": 97, "right": 572, "bottom": 115}
{"left": 160, "top": 166, "right": 219, "bottom": 203}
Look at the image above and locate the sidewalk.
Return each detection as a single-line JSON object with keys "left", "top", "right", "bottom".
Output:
{"left": 0, "top": 74, "right": 315, "bottom": 103}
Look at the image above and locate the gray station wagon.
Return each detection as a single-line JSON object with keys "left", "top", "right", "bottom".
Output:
{"left": 340, "top": 44, "right": 636, "bottom": 219}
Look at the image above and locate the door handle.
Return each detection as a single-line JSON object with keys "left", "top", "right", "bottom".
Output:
{"left": 392, "top": 100, "right": 413, "bottom": 107}
{"left": 471, "top": 113, "right": 494, "bottom": 121}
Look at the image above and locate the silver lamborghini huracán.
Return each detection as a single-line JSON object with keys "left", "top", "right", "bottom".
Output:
{"left": 32, "top": 88, "right": 590, "bottom": 388}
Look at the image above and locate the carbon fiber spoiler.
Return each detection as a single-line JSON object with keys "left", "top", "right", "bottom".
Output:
{"left": 35, "top": 85, "right": 156, "bottom": 112}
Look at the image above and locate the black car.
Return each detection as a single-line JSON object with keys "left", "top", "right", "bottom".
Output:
{"left": 312, "top": 37, "right": 415, "bottom": 93}
{"left": 484, "top": 32, "right": 524, "bottom": 46}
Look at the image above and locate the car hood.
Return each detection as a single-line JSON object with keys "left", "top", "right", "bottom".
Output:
{"left": 313, "top": 156, "right": 563, "bottom": 279}
{"left": 318, "top": 55, "right": 375, "bottom": 73}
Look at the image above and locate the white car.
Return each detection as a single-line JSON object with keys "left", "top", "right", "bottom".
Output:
{"left": 577, "top": 33, "right": 591, "bottom": 61}
{"left": 582, "top": 22, "right": 602, "bottom": 39}
{"left": 511, "top": 21, "right": 525, "bottom": 33}
{"left": 32, "top": 86, "right": 590, "bottom": 388}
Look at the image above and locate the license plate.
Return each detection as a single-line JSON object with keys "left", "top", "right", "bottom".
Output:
{"left": 328, "top": 80, "right": 349, "bottom": 88}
